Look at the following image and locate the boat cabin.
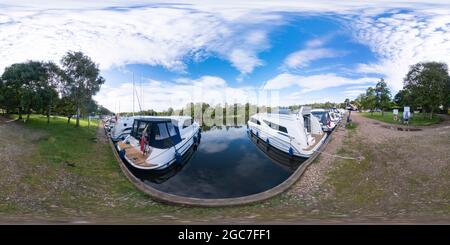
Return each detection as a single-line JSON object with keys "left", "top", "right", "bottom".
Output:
{"left": 131, "top": 118, "right": 182, "bottom": 149}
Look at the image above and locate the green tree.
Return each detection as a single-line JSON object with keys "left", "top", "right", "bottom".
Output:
{"left": 393, "top": 89, "right": 412, "bottom": 108}
{"left": 56, "top": 96, "right": 76, "bottom": 124}
{"left": 404, "top": 62, "right": 450, "bottom": 119}
{"left": 1, "top": 61, "right": 49, "bottom": 121}
{"left": 41, "top": 62, "right": 64, "bottom": 123}
{"left": 61, "top": 51, "right": 105, "bottom": 127}
{"left": 374, "top": 78, "right": 391, "bottom": 116}
{"left": 360, "top": 87, "right": 377, "bottom": 114}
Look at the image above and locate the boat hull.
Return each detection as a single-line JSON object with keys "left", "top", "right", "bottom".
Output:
{"left": 247, "top": 124, "right": 327, "bottom": 158}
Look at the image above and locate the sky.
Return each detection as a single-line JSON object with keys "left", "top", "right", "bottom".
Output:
{"left": 0, "top": 1, "right": 449, "bottom": 112}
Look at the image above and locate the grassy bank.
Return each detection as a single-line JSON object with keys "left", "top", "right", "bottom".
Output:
{"left": 1, "top": 114, "right": 301, "bottom": 222}
{"left": 2, "top": 115, "right": 182, "bottom": 217}
{"left": 360, "top": 111, "right": 440, "bottom": 126}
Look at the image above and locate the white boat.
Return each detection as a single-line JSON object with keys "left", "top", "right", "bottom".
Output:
{"left": 116, "top": 116, "right": 201, "bottom": 170}
{"left": 110, "top": 116, "right": 134, "bottom": 141}
{"left": 110, "top": 115, "right": 152, "bottom": 141}
{"left": 311, "top": 109, "right": 336, "bottom": 132}
{"left": 247, "top": 107, "right": 327, "bottom": 158}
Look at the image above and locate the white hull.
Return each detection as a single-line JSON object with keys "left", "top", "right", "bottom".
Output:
{"left": 247, "top": 125, "right": 326, "bottom": 158}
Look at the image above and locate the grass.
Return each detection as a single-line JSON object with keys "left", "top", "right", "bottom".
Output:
{"left": 360, "top": 111, "right": 441, "bottom": 126}
{"left": 1, "top": 114, "right": 303, "bottom": 221}
{"left": 325, "top": 129, "right": 386, "bottom": 209}
{"left": 4, "top": 114, "right": 182, "bottom": 216}
{"left": 345, "top": 122, "right": 358, "bottom": 130}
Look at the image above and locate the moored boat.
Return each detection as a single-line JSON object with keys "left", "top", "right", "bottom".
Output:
{"left": 247, "top": 107, "right": 327, "bottom": 158}
{"left": 117, "top": 116, "right": 201, "bottom": 170}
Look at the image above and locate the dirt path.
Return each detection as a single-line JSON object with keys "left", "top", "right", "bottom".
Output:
{"left": 0, "top": 117, "right": 48, "bottom": 212}
{"left": 283, "top": 113, "right": 450, "bottom": 222}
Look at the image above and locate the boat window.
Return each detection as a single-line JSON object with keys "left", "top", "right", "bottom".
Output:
{"left": 132, "top": 121, "right": 138, "bottom": 136}
{"left": 250, "top": 118, "right": 261, "bottom": 125}
{"left": 155, "top": 123, "right": 170, "bottom": 140}
{"left": 303, "top": 115, "right": 311, "bottom": 133}
{"left": 137, "top": 122, "right": 149, "bottom": 136}
{"left": 182, "top": 119, "right": 192, "bottom": 129}
{"left": 167, "top": 123, "right": 177, "bottom": 136}
{"left": 279, "top": 126, "right": 288, "bottom": 134}
{"left": 149, "top": 122, "right": 182, "bottom": 149}
{"left": 264, "top": 119, "right": 287, "bottom": 133}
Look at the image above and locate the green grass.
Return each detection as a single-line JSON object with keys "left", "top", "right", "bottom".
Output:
{"left": 325, "top": 131, "right": 385, "bottom": 208}
{"left": 361, "top": 111, "right": 441, "bottom": 126}
{"left": 5, "top": 115, "right": 179, "bottom": 215}
{"left": 345, "top": 122, "right": 358, "bottom": 130}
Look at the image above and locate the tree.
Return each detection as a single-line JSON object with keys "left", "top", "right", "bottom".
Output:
{"left": 404, "top": 62, "right": 450, "bottom": 119}
{"left": 97, "top": 105, "right": 112, "bottom": 116}
{"left": 40, "top": 62, "right": 64, "bottom": 123}
{"left": 360, "top": 87, "right": 377, "bottom": 114}
{"left": 393, "top": 89, "right": 412, "bottom": 108}
{"left": 1, "top": 61, "right": 49, "bottom": 121}
{"left": 56, "top": 96, "right": 76, "bottom": 124}
{"left": 61, "top": 51, "right": 105, "bottom": 127}
{"left": 374, "top": 78, "right": 391, "bottom": 116}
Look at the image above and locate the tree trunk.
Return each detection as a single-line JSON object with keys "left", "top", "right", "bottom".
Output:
{"left": 381, "top": 110, "right": 384, "bottom": 117}
{"left": 430, "top": 109, "right": 433, "bottom": 120}
{"left": 18, "top": 108, "right": 22, "bottom": 120}
{"left": 67, "top": 116, "right": 71, "bottom": 124}
{"left": 76, "top": 106, "right": 80, "bottom": 127}
{"left": 47, "top": 105, "right": 51, "bottom": 124}
{"left": 26, "top": 109, "right": 31, "bottom": 123}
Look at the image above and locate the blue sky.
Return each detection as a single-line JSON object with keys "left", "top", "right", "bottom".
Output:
{"left": 1, "top": 1, "right": 449, "bottom": 111}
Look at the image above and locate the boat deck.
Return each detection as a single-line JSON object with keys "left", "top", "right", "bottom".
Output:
{"left": 303, "top": 134, "right": 325, "bottom": 151}
{"left": 118, "top": 141, "right": 157, "bottom": 168}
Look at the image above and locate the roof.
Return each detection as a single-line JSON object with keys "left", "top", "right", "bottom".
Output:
{"left": 133, "top": 115, "right": 191, "bottom": 123}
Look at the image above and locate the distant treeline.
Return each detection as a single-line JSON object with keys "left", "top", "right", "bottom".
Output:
{"left": 117, "top": 101, "right": 346, "bottom": 126}
{"left": 0, "top": 52, "right": 111, "bottom": 126}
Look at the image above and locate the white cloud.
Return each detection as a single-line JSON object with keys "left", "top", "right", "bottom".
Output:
{"left": 351, "top": 10, "right": 450, "bottom": 91}
{"left": 1, "top": 0, "right": 450, "bottom": 106}
{"left": 283, "top": 48, "right": 344, "bottom": 69}
{"left": 94, "top": 75, "right": 270, "bottom": 112}
{"left": 0, "top": 2, "right": 281, "bottom": 77}
{"left": 263, "top": 73, "right": 378, "bottom": 92}
{"left": 343, "top": 89, "right": 367, "bottom": 96}
{"left": 228, "top": 49, "right": 263, "bottom": 75}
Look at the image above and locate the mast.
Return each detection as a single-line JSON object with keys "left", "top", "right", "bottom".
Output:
{"left": 133, "top": 72, "right": 135, "bottom": 116}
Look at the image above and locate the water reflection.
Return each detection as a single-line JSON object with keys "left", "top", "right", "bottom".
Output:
{"left": 247, "top": 130, "right": 306, "bottom": 171}
{"left": 125, "top": 126, "right": 301, "bottom": 199}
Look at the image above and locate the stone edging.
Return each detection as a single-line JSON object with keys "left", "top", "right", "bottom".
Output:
{"left": 109, "top": 125, "right": 337, "bottom": 207}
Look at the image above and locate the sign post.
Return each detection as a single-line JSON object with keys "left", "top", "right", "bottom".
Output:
{"left": 403, "top": 106, "right": 410, "bottom": 125}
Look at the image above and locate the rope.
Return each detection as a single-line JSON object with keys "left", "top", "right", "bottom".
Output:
{"left": 314, "top": 149, "right": 364, "bottom": 161}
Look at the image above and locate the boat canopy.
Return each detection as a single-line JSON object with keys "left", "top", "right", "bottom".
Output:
{"left": 131, "top": 118, "right": 182, "bottom": 149}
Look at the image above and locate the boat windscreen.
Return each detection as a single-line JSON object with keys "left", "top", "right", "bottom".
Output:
{"left": 149, "top": 122, "right": 182, "bottom": 149}
{"left": 311, "top": 112, "right": 327, "bottom": 124}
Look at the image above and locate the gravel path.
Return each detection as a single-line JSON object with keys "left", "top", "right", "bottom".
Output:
{"left": 284, "top": 112, "right": 450, "bottom": 222}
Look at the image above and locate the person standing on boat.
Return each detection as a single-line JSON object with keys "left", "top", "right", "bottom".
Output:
{"left": 140, "top": 124, "right": 150, "bottom": 155}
